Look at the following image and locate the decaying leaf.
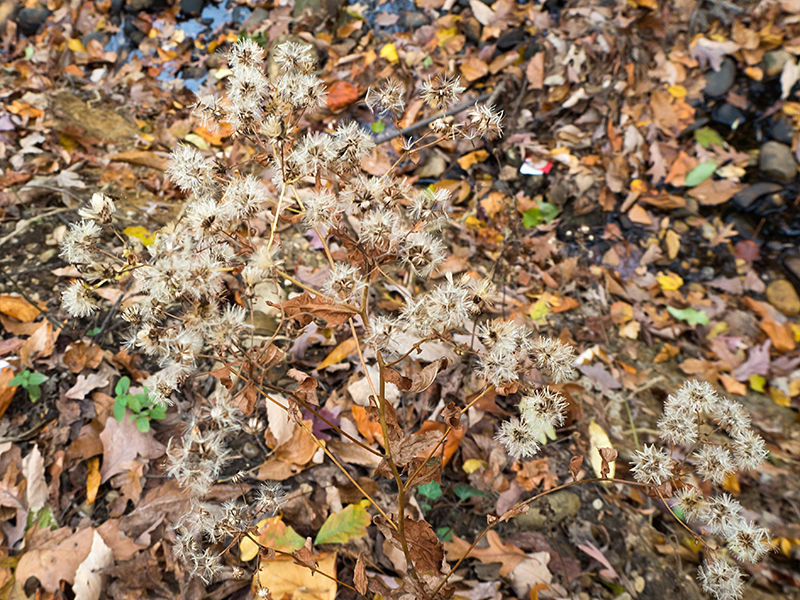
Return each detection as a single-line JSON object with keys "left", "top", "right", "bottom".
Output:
{"left": 588, "top": 421, "right": 615, "bottom": 479}
{"left": 72, "top": 531, "right": 113, "bottom": 600}
{"left": 314, "top": 502, "right": 371, "bottom": 545}
{"left": 256, "top": 552, "right": 337, "bottom": 600}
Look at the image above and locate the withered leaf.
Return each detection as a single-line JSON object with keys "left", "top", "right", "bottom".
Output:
{"left": 403, "top": 456, "right": 442, "bottom": 487}
{"left": 569, "top": 456, "right": 584, "bottom": 481}
{"left": 287, "top": 368, "right": 319, "bottom": 406}
{"left": 598, "top": 448, "right": 618, "bottom": 479}
{"left": 383, "top": 367, "right": 412, "bottom": 391}
{"left": 292, "top": 537, "right": 319, "bottom": 572}
{"left": 354, "top": 553, "right": 367, "bottom": 595}
{"left": 272, "top": 292, "right": 358, "bottom": 327}
{"left": 440, "top": 402, "right": 462, "bottom": 430}
{"left": 405, "top": 518, "right": 444, "bottom": 575}
{"left": 63, "top": 339, "right": 103, "bottom": 373}
{"left": 408, "top": 358, "right": 449, "bottom": 393}
{"left": 391, "top": 431, "right": 441, "bottom": 467}
{"left": 499, "top": 504, "right": 529, "bottom": 523}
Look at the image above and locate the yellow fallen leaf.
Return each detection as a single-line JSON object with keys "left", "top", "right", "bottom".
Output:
{"left": 123, "top": 226, "right": 156, "bottom": 246}
{"left": 457, "top": 150, "right": 489, "bottom": 170}
{"left": 240, "top": 516, "right": 305, "bottom": 561}
{"left": 657, "top": 272, "right": 684, "bottom": 291}
{"left": 529, "top": 298, "right": 549, "bottom": 323}
{"left": 588, "top": 420, "right": 615, "bottom": 479}
{"left": 256, "top": 552, "right": 337, "bottom": 600}
{"left": 317, "top": 338, "right": 357, "bottom": 370}
{"left": 462, "top": 458, "right": 485, "bottom": 474}
{"left": 86, "top": 457, "right": 101, "bottom": 504}
{"left": 67, "top": 38, "right": 86, "bottom": 53}
{"left": 184, "top": 133, "right": 209, "bottom": 151}
{"left": 665, "top": 229, "right": 681, "bottom": 259}
{"left": 668, "top": 84, "right": 687, "bottom": 98}
{"left": 380, "top": 43, "right": 398, "bottom": 63}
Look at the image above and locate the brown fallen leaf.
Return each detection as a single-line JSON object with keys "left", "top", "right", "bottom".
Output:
{"left": 353, "top": 553, "right": 367, "bottom": 595}
{"left": 99, "top": 415, "right": 165, "bottom": 483}
{"left": 65, "top": 373, "right": 109, "bottom": 400}
{"left": 63, "top": 339, "right": 104, "bottom": 373}
{"left": 0, "top": 366, "right": 17, "bottom": 419}
{"left": 0, "top": 294, "right": 41, "bottom": 322}
{"left": 19, "top": 321, "right": 60, "bottom": 368}
{"left": 72, "top": 531, "right": 113, "bottom": 600}
{"left": 687, "top": 178, "right": 742, "bottom": 205}
{"left": 271, "top": 292, "right": 358, "bottom": 327}
{"left": 326, "top": 81, "right": 359, "bottom": 113}
{"left": 443, "top": 531, "right": 526, "bottom": 577}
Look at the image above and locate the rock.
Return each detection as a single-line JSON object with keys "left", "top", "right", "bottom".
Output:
{"left": 766, "top": 279, "right": 800, "bottom": 316}
{"left": 241, "top": 442, "right": 260, "bottom": 460}
{"left": 514, "top": 491, "right": 581, "bottom": 530}
{"left": 704, "top": 57, "right": 736, "bottom": 97}
{"left": 759, "top": 141, "right": 797, "bottom": 183}
{"left": 179, "top": 0, "right": 204, "bottom": 17}
{"left": 754, "top": 193, "right": 786, "bottom": 216}
{"left": 125, "top": 0, "right": 154, "bottom": 11}
{"left": 732, "top": 182, "right": 783, "bottom": 210}
{"left": 461, "top": 16, "right": 482, "bottom": 44}
{"left": 784, "top": 255, "right": 800, "bottom": 286}
{"left": 17, "top": 6, "right": 51, "bottom": 36}
{"left": 292, "top": 0, "right": 343, "bottom": 20}
{"left": 403, "top": 11, "right": 429, "bottom": 28}
{"left": 497, "top": 28, "right": 525, "bottom": 51}
{"left": 712, "top": 103, "right": 746, "bottom": 129}
{"left": 764, "top": 50, "right": 792, "bottom": 77}
{"left": 231, "top": 5, "right": 250, "bottom": 24}
{"left": 770, "top": 115, "right": 796, "bottom": 145}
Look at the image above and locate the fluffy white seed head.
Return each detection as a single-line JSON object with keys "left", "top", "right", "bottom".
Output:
{"left": 693, "top": 445, "right": 736, "bottom": 485}
{"left": 630, "top": 444, "right": 674, "bottom": 486}
{"left": 495, "top": 417, "right": 541, "bottom": 459}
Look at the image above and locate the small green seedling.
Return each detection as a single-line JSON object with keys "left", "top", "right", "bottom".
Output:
{"left": 113, "top": 376, "right": 166, "bottom": 433}
{"left": 9, "top": 370, "right": 49, "bottom": 402}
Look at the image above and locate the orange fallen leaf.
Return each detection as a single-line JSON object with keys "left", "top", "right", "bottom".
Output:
{"left": 326, "top": 81, "right": 360, "bottom": 113}
{"left": 351, "top": 405, "right": 384, "bottom": 446}
{"left": 760, "top": 319, "right": 796, "bottom": 352}
{"left": 457, "top": 150, "right": 489, "bottom": 170}
{"left": 417, "top": 420, "right": 463, "bottom": 466}
{"left": 317, "top": 338, "right": 357, "bottom": 370}
{"left": 720, "top": 373, "right": 747, "bottom": 396}
{"left": 0, "top": 295, "right": 42, "bottom": 323}
{"left": 86, "top": 457, "right": 101, "bottom": 504}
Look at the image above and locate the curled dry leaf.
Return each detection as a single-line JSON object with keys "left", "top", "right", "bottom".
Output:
{"left": 569, "top": 456, "right": 584, "bottom": 481}
{"left": 598, "top": 448, "right": 618, "bottom": 479}
{"left": 354, "top": 553, "right": 368, "bottom": 596}
{"left": 292, "top": 537, "right": 319, "bottom": 572}
{"left": 271, "top": 292, "right": 358, "bottom": 327}
{"left": 408, "top": 357, "right": 450, "bottom": 393}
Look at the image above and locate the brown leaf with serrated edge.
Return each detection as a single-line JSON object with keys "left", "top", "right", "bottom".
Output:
{"left": 232, "top": 385, "right": 258, "bottom": 415}
{"left": 403, "top": 456, "right": 442, "bottom": 487}
{"left": 408, "top": 358, "right": 450, "bottom": 393}
{"left": 405, "top": 518, "right": 444, "bottom": 574}
{"left": 270, "top": 292, "right": 358, "bottom": 327}
{"left": 292, "top": 537, "right": 319, "bottom": 572}
{"left": 354, "top": 553, "right": 367, "bottom": 595}
{"left": 391, "top": 431, "right": 441, "bottom": 467}
{"left": 441, "top": 402, "right": 462, "bottom": 430}
{"left": 569, "top": 456, "right": 584, "bottom": 481}
{"left": 499, "top": 504, "right": 529, "bottom": 522}
{"left": 598, "top": 448, "right": 618, "bottom": 479}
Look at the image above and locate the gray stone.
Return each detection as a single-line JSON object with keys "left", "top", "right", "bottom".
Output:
{"left": 179, "top": 0, "right": 204, "bottom": 17}
{"left": 704, "top": 58, "right": 736, "bottom": 97}
{"left": 513, "top": 491, "right": 581, "bottom": 530}
{"left": 17, "top": 6, "right": 51, "bottom": 35}
{"left": 732, "top": 182, "right": 783, "bottom": 210}
{"left": 764, "top": 50, "right": 792, "bottom": 77}
{"left": 770, "top": 115, "right": 796, "bottom": 145}
{"left": 404, "top": 11, "right": 429, "bottom": 29}
{"left": 125, "top": 0, "right": 155, "bottom": 12}
{"left": 766, "top": 279, "right": 800, "bottom": 316}
{"left": 712, "top": 103, "right": 746, "bottom": 129}
{"left": 759, "top": 141, "right": 797, "bottom": 183}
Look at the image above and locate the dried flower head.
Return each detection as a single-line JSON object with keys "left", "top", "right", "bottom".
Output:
{"left": 658, "top": 408, "right": 699, "bottom": 447}
{"left": 466, "top": 103, "right": 504, "bottom": 140}
{"left": 400, "top": 231, "right": 446, "bottom": 279}
{"left": 273, "top": 41, "right": 316, "bottom": 75}
{"left": 676, "top": 379, "right": 719, "bottom": 414}
{"left": 528, "top": 337, "right": 576, "bottom": 384}
{"left": 699, "top": 493, "right": 743, "bottom": 536}
{"left": 693, "top": 445, "right": 736, "bottom": 485}
{"left": 674, "top": 486, "right": 708, "bottom": 523}
{"left": 256, "top": 481, "right": 286, "bottom": 514}
{"left": 731, "top": 430, "right": 767, "bottom": 471}
{"left": 697, "top": 557, "right": 744, "bottom": 600}
{"left": 79, "top": 193, "right": 116, "bottom": 224}
{"left": 60, "top": 219, "right": 102, "bottom": 265}
{"left": 323, "top": 263, "right": 367, "bottom": 304}
{"left": 495, "top": 417, "right": 541, "bottom": 459}
{"left": 366, "top": 78, "right": 406, "bottom": 118}
{"left": 630, "top": 444, "right": 674, "bottom": 486}
{"left": 421, "top": 74, "right": 465, "bottom": 111}
{"left": 519, "top": 387, "right": 568, "bottom": 440}
{"left": 710, "top": 399, "right": 751, "bottom": 437}
{"left": 228, "top": 38, "right": 265, "bottom": 71}
{"left": 727, "top": 520, "right": 771, "bottom": 563}
{"left": 62, "top": 280, "right": 100, "bottom": 318}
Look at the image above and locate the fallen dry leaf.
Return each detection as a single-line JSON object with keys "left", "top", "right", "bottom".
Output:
{"left": 99, "top": 415, "right": 165, "bottom": 483}
{"left": 73, "top": 531, "right": 113, "bottom": 600}
{"left": 443, "top": 530, "right": 526, "bottom": 577}
{"left": 256, "top": 552, "right": 337, "bottom": 600}
{"left": 0, "top": 294, "right": 41, "bottom": 322}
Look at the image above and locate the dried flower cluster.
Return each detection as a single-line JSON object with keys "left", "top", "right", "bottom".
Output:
{"left": 56, "top": 37, "right": 771, "bottom": 600}
{"left": 631, "top": 380, "right": 771, "bottom": 600}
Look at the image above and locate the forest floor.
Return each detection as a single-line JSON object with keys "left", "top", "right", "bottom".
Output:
{"left": 1, "top": 0, "right": 800, "bottom": 599}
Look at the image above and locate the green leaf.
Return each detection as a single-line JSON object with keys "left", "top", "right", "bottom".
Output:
{"left": 436, "top": 526, "right": 452, "bottom": 542}
{"left": 27, "top": 373, "right": 49, "bottom": 386}
{"left": 28, "top": 385, "right": 41, "bottom": 402}
{"left": 694, "top": 127, "right": 724, "bottom": 149}
{"left": 371, "top": 120, "right": 385, "bottom": 133}
{"left": 113, "top": 402, "right": 126, "bottom": 422}
{"left": 127, "top": 395, "right": 142, "bottom": 413}
{"left": 115, "top": 376, "right": 130, "bottom": 397}
{"left": 667, "top": 306, "right": 710, "bottom": 326}
{"left": 423, "top": 56, "right": 433, "bottom": 68}
{"left": 150, "top": 405, "right": 167, "bottom": 420}
{"left": 522, "top": 202, "right": 559, "bottom": 228}
{"left": 25, "top": 46, "right": 34, "bottom": 60}
{"left": 453, "top": 483, "right": 485, "bottom": 501}
{"left": 314, "top": 502, "right": 371, "bottom": 545}
{"left": 136, "top": 416, "right": 150, "bottom": 433}
{"left": 86, "top": 327, "right": 102, "bottom": 336}
{"left": 684, "top": 161, "right": 717, "bottom": 187}
{"left": 9, "top": 373, "right": 27, "bottom": 386}
{"left": 418, "top": 481, "right": 442, "bottom": 500}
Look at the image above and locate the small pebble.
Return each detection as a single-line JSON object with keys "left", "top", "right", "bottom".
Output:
{"left": 592, "top": 498, "right": 603, "bottom": 510}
